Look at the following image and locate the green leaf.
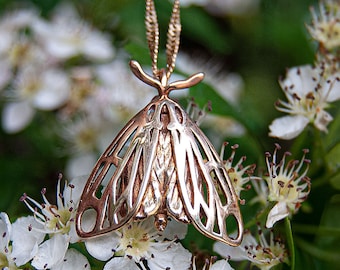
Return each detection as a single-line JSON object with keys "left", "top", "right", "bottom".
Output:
{"left": 190, "top": 83, "right": 243, "bottom": 127}
{"left": 325, "top": 143, "right": 340, "bottom": 172}
{"left": 329, "top": 173, "right": 340, "bottom": 190}
{"left": 124, "top": 42, "right": 151, "bottom": 65}
{"left": 325, "top": 106, "right": 340, "bottom": 149}
{"left": 181, "top": 7, "right": 232, "bottom": 54}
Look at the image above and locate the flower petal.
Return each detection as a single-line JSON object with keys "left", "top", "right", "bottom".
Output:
{"left": 33, "top": 69, "right": 70, "bottom": 110}
{"left": 0, "top": 212, "right": 11, "bottom": 253}
{"left": 269, "top": 115, "right": 309, "bottom": 139}
{"left": 281, "top": 65, "right": 319, "bottom": 97}
{"left": 314, "top": 109, "right": 333, "bottom": 132}
{"left": 31, "top": 234, "right": 69, "bottom": 269}
{"left": 2, "top": 101, "right": 34, "bottom": 133}
{"left": 103, "top": 257, "right": 137, "bottom": 270}
{"left": 325, "top": 72, "right": 340, "bottom": 102}
{"left": 82, "top": 31, "right": 115, "bottom": 61}
{"left": 51, "top": 249, "right": 90, "bottom": 270}
{"left": 266, "top": 201, "right": 289, "bottom": 228}
{"left": 63, "top": 175, "right": 88, "bottom": 207}
{"left": 147, "top": 242, "right": 192, "bottom": 270}
{"left": 85, "top": 232, "right": 119, "bottom": 261}
{"left": 11, "top": 216, "right": 46, "bottom": 266}
{"left": 211, "top": 259, "right": 234, "bottom": 270}
{"left": 66, "top": 154, "right": 97, "bottom": 179}
{"left": 213, "top": 233, "right": 256, "bottom": 261}
{"left": 161, "top": 219, "right": 188, "bottom": 240}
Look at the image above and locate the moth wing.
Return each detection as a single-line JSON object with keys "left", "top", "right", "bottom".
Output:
{"left": 76, "top": 104, "right": 161, "bottom": 238}
{"left": 168, "top": 114, "right": 243, "bottom": 246}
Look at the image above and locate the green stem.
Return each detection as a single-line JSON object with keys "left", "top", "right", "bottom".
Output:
{"left": 244, "top": 202, "right": 275, "bottom": 229}
{"left": 285, "top": 217, "right": 295, "bottom": 270}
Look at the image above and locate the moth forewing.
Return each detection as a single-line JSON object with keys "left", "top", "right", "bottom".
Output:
{"left": 168, "top": 114, "right": 243, "bottom": 246}
{"left": 76, "top": 104, "right": 157, "bottom": 237}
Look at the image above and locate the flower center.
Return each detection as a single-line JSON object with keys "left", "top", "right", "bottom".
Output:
{"left": 227, "top": 168, "right": 242, "bottom": 194}
{"left": 270, "top": 176, "right": 299, "bottom": 203}
{"left": 46, "top": 206, "right": 72, "bottom": 234}
{"left": 75, "top": 128, "right": 98, "bottom": 151}
{"left": 9, "top": 42, "right": 30, "bottom": 67}
{"left": 0, "top": 252, "right": 9, "bottom": 269}
{"left": 251, "top": 246, "right": 282, "bottom": 268}
{"left": 20, "top": 77, "right": 41, "bottom": 99}
{"left": 317, "top": 21, "right": 340, "bottom": 49}
{"left": 119, "top": 224, "right": 151, "bottom": 259}
{"left": 294, "top": 91, "right": 322, "bottom": 118}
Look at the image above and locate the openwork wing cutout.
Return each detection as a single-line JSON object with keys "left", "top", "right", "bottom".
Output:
{"left": 76, "top": 105, "right": 160, "bottom": 237}
{"left": 76, "top": 0, "right": 243, "bottom": 246}
{"left": 169, "top": 115, "right": 243, "bottom": 245}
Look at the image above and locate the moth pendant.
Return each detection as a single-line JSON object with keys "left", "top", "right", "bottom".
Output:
{"left": 76, "top": 0, "right": 243, "bottom": 246}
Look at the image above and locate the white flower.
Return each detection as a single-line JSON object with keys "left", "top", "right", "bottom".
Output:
{"left": 307, "top": 0, "right": 340, "bottom": 50}
{"left": 0, "top": 8, "right": 48, "bottom": 94}
{"left": 220, "top": 142, "right": 257, "bottom": 201}
{"left": 18, "top": 175, "right": 89, "bottom": 269}
{"left": 249, "top": 177, "right": 269, "bottom": 206}
{"left": 264, "top": 144, "right": 311, "bottom": 228}
{"left": 93, "top": 59, "right": 155, "bottom": 123}
{"left": 0, "top": 212, "right": 18, "bottom": 269}
{"left": 62, "top": 116, "right": 114, "bottom": 178}
{"left": 269, "top": 65, "right": 340, "bottom": 139}
{"left": 214, "top": 229, "right": 288, "bottom": 270}
{"left": 0, "top": 9, "right": 48, "bottom": 73}
{"left": 0, "top": 9, "right": 40, "bottom": 56}
{"left": 29, "top": 235, "right": 90, "bottom": 270}
{"left": 34, "top": 3, "right": 114, "bottom": 61}
{"left": 52, "top": 248, "right": 90, "bottom": 270}
{"left": 85, "top": 218, "right": 191, "bottom": 270}
{"left": 2, "top": 67, "right": 70, "bottom": 133}
{"left": 10, "top": 216, "right": 45, "bottom": 266}
{"left": 60, "top": 66, "right": 96, "bottom": 117}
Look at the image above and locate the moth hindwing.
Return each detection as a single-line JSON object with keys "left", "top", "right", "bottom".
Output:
{"left": 75, "top": 0, "right": 243, "bottom": 246}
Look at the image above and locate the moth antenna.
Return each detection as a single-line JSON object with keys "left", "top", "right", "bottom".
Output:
{"left": 166, "top": 0, "right": 181, "bottom": 81}
{"left": 130, "top": 60, "right": 162, "bottom": 94}
{"left": 145, "top": 0, "right": 159, "bottom": 78}
{"left": 167, "top": 72, "right": 205, "bottom": 93}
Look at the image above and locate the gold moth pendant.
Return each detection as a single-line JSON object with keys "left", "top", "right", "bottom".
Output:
{"left": 76, "top": 0, "right": 243, "bottom": 246}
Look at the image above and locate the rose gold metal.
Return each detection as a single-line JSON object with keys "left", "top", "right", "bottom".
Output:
{"left": 76, "top": 0, "right": 243, "bottom": 246}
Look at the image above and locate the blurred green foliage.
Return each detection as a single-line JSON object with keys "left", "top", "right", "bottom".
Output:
{"left": 2, "top": 0, "right": 340, "bottom": 269}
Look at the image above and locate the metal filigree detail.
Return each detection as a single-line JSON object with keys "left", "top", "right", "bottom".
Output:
{"left": 76, "top": 0, "right": 244, "bottom": 246}
{"left": 145, "top": 0, "right": 159, "bottom": 77}
{"left": 165, "top": 0, "right": 181, "bottom": 80}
